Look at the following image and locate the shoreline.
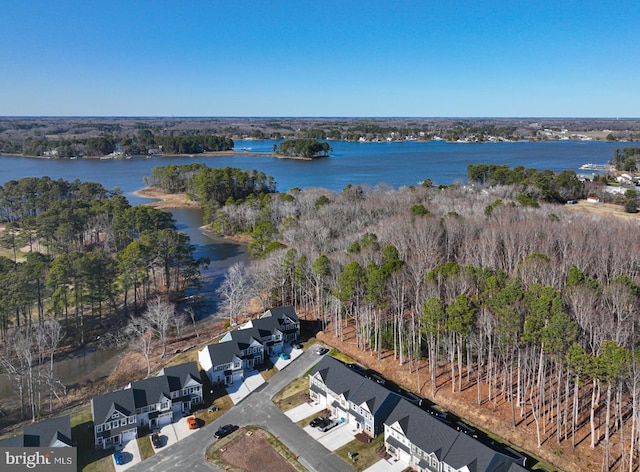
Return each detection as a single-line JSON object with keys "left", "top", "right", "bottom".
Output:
{"left": 133, "top": 187, "right": 253, "bottom": 244}
{"left": 133, "top": 187, "right": 200, "bottom": 209}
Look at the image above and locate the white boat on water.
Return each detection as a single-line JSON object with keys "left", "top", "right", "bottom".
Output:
{"left": 579, "top": 163, "right": 610, "bottom": 170}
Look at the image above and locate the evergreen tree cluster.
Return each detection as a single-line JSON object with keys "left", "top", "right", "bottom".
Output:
{"left": 467, "top": 164, "right": 585, "bottom": 203}
{"left": 19, "top": 131, "right": 233, "bottom": 157}
{"left": 148, "top": 165, "right": 277, "bottom": 206}
{"left": 276, "top": 139, "right": 332, "bottom": 158}
{"left": 611, "top": 147, "right": 640, "bottom": 171}
{"left": 0, "top": 177, "right": 205, "bottom": 338}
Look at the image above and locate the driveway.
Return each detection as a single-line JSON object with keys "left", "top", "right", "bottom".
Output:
{"left": 125, "top": 344, "right": 352, "bottom": 472}
{"left": 156, "top": 412, "right": 201, "bottom": 448}
{"left": 114, "top": 437, "right": 141, "bottom": 471}
{"left": 363, "top": 458, "right": 411, "bottom": 472}
{"left": 271, "top": 345, "right": 304, "bottom": 370}
{"left": 285, "top": 400, "right": 327, "bottom": 423}
{"left": 225, "top": 369, "right": 265, "bottom": 404}
{"left": 304, "top": 420, "right": 356, "bottom": 451}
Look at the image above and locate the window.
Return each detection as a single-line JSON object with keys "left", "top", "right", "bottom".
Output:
{"left": 129, "top": 417, "right": 136, "bottom": 424}
{"left": 105, "top": 423, "right": 111, "bottom": 431}
{"left": 112, "top": 420, "right": 119, "bottom": 429}
{"left": 120, "top": 419, "right": 127, "bottom": 426}
{"left": 111, "top": 412, "right": 119, "bottom": 419}
{"left": 96, "top": 425, "right": 103, "bottom": 433}
{"left": 161, "top": 402, "right": 168, "bottom": 410}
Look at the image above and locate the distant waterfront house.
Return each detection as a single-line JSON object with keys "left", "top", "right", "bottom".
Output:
{"left": 384, "top": 398, "right": 528, "bottom": 472}
{"left": 309, "top": 356, "right": 401, "bottom": 437}
{"left": 0, "top": 415, "right": 72, "bottom": 448}
{"left": 199, "top": 306, "right": 300, "bottom": 386}
{"left": 91, "top": 361, "right": 203, "bottom": 449}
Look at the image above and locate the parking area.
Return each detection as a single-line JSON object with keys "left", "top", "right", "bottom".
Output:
{"left": 113, "top": 437, "right": 141, "bottom": 471}
{"left": 363, "top": 458, "right": 410, "bottom": 472}
{"left": 270, "top": 346, "right": 304, "bottom": 370}
{"left": 225, "top": 369, "right": 266, "bottom": 405}
{"left": 284, "top": 400, "right": 327, "bottom": 423}
{"left": 155, "top": 412, "right": 201, "bottom": 449}
{"left": 303, "top": 420, "right": 356, "bottom": 451}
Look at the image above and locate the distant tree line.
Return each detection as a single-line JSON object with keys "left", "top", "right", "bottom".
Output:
{"left": 467, "top": 164, "right": 585, "bottom": 203}
{"left": 274, "top": 139, "right": 332, "bottom": 158}
{"left": 16, "top": 130, "right": 233, "bottom": 157}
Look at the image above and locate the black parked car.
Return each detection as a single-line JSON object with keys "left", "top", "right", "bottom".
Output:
{"left": 309, "top": 416, "right": 326, "bottom": 428}
{"left": 214, "top": 424, "right": 237, "bottom": 440}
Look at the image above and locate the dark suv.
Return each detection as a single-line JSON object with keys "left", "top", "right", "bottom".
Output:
{"left": 214, "top": 424, "right": 237, "bottom": 440}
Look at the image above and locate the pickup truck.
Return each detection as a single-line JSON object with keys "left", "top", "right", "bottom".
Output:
{"left": 319, "top": 418, "right": 338, "bottom": 432}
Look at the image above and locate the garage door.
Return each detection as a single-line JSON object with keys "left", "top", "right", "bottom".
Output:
{"left": 122, "top": 429, "right": 137, "bottom": 442}
{"left": 159, "top": 412, "right": 172, "bottom": 427}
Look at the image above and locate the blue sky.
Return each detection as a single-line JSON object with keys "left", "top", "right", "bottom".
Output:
{"left": 1, "top": 0, "right": 638, "bottom": 117}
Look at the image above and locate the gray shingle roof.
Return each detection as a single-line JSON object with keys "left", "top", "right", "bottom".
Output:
{"left": 263, "top": 306, "right": 298, "bottom": 323}
{"left": 311, "top": 356, "right": 363, "bottom": 401}
{"left": 386, "top": 398, "right": 527, "bottom": 472}
{"left": 202, "top": 341, "right": 241, "bottom": 366}
{"left": 385, "top": 397, "right": 459, "bottom": 459}
{"left": 91, "top": 388, "right": 136, "bottom": 425}
{"left": 159, "top": 361, "right": 201, "bottom": 391}
{"left": 129, "top": 376, "right": 172, "bottom": 407}
{"left": 0, "top": 416, "right": 72, "bottom": 448}
{"left": 23, "top": 415, "right": 72, "bottom": 447}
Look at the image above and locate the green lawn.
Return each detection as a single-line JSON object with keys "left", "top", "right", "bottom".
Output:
{"left": 335, "top": 434, "right": 387, "bottom": 472}
{"left": 137, "top": 435, "right": 155, "bottom": 461}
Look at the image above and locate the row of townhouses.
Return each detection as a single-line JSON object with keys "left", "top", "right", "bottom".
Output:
{"left": 198, "top": 306, "right": 300, "bottom": 386}
{"left": 91, "top": 306, "right": 298, "bottom": 449}
{"left": 91, "top": 361, "right": 203, "bottom": 449}
{"left": 0, "top": 415, "right": 72, "bottom": 448}
{"left": 309, "top": 356, "right": 528, "bottom": 472}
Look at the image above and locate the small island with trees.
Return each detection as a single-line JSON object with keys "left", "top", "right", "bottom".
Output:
{"left": 272, "top": 139, "right": 332, "bottom": 160}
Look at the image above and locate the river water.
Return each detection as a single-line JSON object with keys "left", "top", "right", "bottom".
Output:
{"left": 0, "top": 139, "right": 622, "bottom": 393}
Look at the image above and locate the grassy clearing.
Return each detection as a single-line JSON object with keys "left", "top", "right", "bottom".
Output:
{"left": 329, "top": 350, "right": 356, "bottom": 364}
{"left": 335, "top": 434, "right": 385, "bottom": 471}
{"left": 272, "top": 377, "right": 310, "bottom": 412}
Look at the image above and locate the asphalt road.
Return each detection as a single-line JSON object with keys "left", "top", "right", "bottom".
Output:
{"left": 125, "top": 346, "right": 352, "bottom": 472}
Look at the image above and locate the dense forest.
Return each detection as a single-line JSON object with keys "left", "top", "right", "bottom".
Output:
{"left": 0, "top": 177, "right": 207, "bottom": 421}
{"left": 188, "top": 166, "right": 640, "bottom": 471}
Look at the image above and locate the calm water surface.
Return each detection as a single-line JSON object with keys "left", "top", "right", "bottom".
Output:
{"left": 0, "top": 140, "right": 619, "bottom": 201}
